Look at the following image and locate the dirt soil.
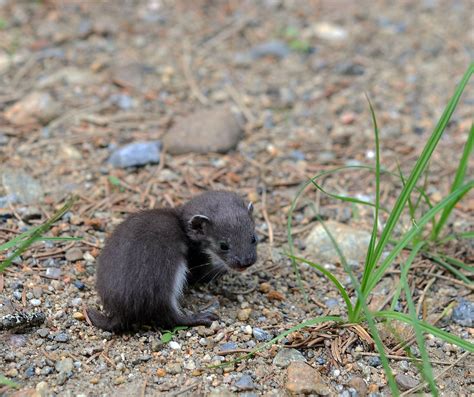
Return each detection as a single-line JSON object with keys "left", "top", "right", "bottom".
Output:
{"left": 0, "top": 1, "right": 473, "bottom": 396}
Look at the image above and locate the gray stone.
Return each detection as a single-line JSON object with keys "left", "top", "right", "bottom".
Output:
{"left": 54, "top": 333, "right": 69, "bottom": 343}
{"left": 395, "top": 373, "right": 419, "bottom": 391}
{"left": 163, "top": 106, "right": 243, "bottom": 155}
{"left": 219, "top": 341, "right": 238, "bottom": 352}
{"left": 65, "top": 247, "right": 83, "bottom": 262}
{"left": 305, "top": 221, "right": 371, "bottom": 265}
{"left": 235, "top": 374, "right": 255, "bottom": 391}
{"left": 252, "top": 327, "right": 272, "bottom": 342}
{"left": 250, "top": 40, "right": 290, "bottom": 59}
{"left": 4, "top": 91, "right": 61, "bottom": 125}
{"left": 37, "top": 328, "right": 50, "bottom": 338}
{"left": 272, "top": 348, "right": 306, "bottom": 368}
{"left": 45, "top": 268, "right": 61, "bottom": 280}
{"left": 30, "top": 298, "right": 42, "bottom": 307}
{"left": 1, "top": 169, "right": 44, "bottom": 204}
{"left": 55, "top": 358, "right": 73, "bottom": 374}
{"left": 348, "top": 376, "right": 368, "bottom": 396}
{"left": 109, "top": 141, "right": 161, "bottom": 168}
{"left": 285, "top": 361, "right": 331, "bottom": 395}
{"left": 452, "top": 299, "right": 474, "bottom": 327}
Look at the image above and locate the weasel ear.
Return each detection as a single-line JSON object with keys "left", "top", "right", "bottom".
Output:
{"left": 247, "top": 202, "right": 254, "bottom": 215}
{"left": 189, "top": 214, "right": 210, "bottom": 234}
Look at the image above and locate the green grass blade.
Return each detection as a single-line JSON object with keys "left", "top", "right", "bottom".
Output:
{"left": 0, "top": 374, "right": 19, "bottom": 388}
{"left": 0, "top": 226, "right": 41, "bottom": 251}
{"left": 422, "top": 253, "right": 472, "bottom": 284}
{"left": 439, "top": 254, "right": 474, "bottom": 273}
{"left": 287, "top": 254, "right": 354, "bottom": 318}
{"left": 361, "top": 95, "right": 382, "bottom": 286}
{"left": 0, "top": 198, "right": 76, "bottom": 273}
{"left": 433, "top": 123, "right": 474, "bottom": 240}
{"left": 399, "top": 242, "right": 437, "bottom": 395}
{"left": 390, "top": 241, "right": 426, "bottom": 310}
{"left": 366, "top": 181, "right": 473, "bottom": 296}
{"left": 309, "top": 179, "right": 388, "bottom": 212}
{"left": 375, "top": 311, "right": 474, "bottom": 352}
{"left": 370, "top": 65, "right": 473, "bottom": 271}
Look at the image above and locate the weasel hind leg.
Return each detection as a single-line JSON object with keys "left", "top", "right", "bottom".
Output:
{"left": 87, "top": 307, "right": 124, "bottom": 332}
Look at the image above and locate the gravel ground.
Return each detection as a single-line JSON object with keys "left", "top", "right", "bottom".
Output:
{"left": 0, "top": 1, "right": 473, "bottom": 396}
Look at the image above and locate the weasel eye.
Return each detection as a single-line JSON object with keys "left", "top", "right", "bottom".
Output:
{"left": 219, "top": 242, "right": 230, "bottom": 251}
{"left": 251, "top": 234, "right": 258, "bottom": 244}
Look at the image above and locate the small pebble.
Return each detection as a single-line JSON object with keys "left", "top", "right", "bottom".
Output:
{"left": 73, "top": 280, "right": 85, "bottom": 290}
{"left": 367, "top": 356, "right": 382, "bottom": 367}
{"left": 395, "top": 373, "right": 419, "bottom": 391}
{"left": 54, "top": 333, "right": 70, "bottom": 343}
{"left": 168, "top": 341, "right": 181, "bottom": 350}
{"left": 45, "top": 267, "right": 62, "bottom": 279}
{"left": 252, "top": 327, "right": 271, "bottom": 342}
{"left": 235, "top": 374, "right": 256, "bottom": 391}
{"left": 73, "top": 312, "right": 85, "bottom": 321}
{"left": 237, "top": 308, "right": 252, "bottom": 321}
{"left": 30, "top": 298, "right": 42, "bottom": 307}
{"left": 37, "top": 328, "right": 50, "bottom": 338}
{"left": 65, "top": 248, "right": 83, "bottom": 262}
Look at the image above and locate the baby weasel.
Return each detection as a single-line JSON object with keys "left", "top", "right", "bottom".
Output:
{"left": 87, "top": 191, "right": 258, "bottom": 332}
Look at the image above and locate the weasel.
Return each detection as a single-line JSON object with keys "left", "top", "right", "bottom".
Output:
{"left": 87, "top": 191, "right": 258, "bottom": 332}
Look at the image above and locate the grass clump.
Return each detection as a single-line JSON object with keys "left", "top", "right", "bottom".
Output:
{"left": 232, "top": 64, "right": 473, "bottom": 395}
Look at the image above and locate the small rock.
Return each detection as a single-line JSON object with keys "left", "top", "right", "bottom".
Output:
{"left": 313, "top": 22, "right": 348, "bottom": 41}
{"left": 36, "top": 381, "right": 51, "bottom": 397}
{"left": 305, "top": 221, "right": 371, "bottom": 265}
{"left": 273, "top": 348, "right": 306, "bottom": 368}
{"left": 71, "top": 298, "right": 82, "bottom": 307}
{"left": 55, "top": 358, "right": 73, "bottom": 374}
{"left": 348, "top": 376, "right": 368, "bottom": 396}
{"left": 334, "top": 62, "right": 365, "bottom": 76}
{"left": 167, "top": 363, "right": 182, "bottom": 374}
{"left": 156, "top": 368, "right": 166, "bottom": 377}
{"left": 6, "top": 368, "right": 18, "bottom": 377}
{"left": 73, "top": 312, "right": 85, "bottom": 321}
{"left": 45, "top": 268, "right": 61, "bottom": 279}
{"left": 8, "top": 334, "right": 27, "bottom": 348}
{"left": 237, "top": 308, "right": 252, "bottom": 321}
{"left": 4, "top": 91, "right": 61, "bottom": 125}
{"left": 108, "top": 141, "right": 162, "bottom": 168}
{"left": 235, "top": 374, "right": 255, "bottom": 391}
{"left": 290, "top": 150, "right": 305, "bottom": 161}
{"left": 252, "top": 327, "right": 271, "bottom": 342}
{"left": 54, "top": 333, "right": 69, "bottom": 343}
{"left": 111, "top": 62, "right": 151, "bottom": 90}
{"left": 325, "top": 298, "right": 339, "bottom": 309}
{"left": 452, "top": 299, "right": 474, "bottom": 326}
{"left": 163, "top": 106, "right": 243, "bottom": 155}
{"left": 30, "top": 298, "right": 42, "bottom": 307}
{"left": 243, "top": 325, "right": 253, "bottom": 335}
{"left": 1, "top": 169, "right": 44, "bottom": 204}
{"left": 65, "top": 247, "right": 83, "bottom": 262}
{"left": 285, "top": 361, "right": 331, "bottom": 395}
{"left": 37, "top": 328, "right": 50, "bottom": 338}
{"left": 151, "top": 339, "right": 163, "bottom": 352}
{"left": 73, "top": 280, "right": 85, "bottom": 290}
{"left": 367, "top": 356, "right": 382, "bottom": 367}
{"left": 250, "top": 40, "right": 290, "bottom": 59}
{"left": 395, "top": 373, "right": 419, "bottom": 391}
{"left": 259, "top": 282, "right": 271, "bottom": 293}
{"left": 25, "top": 366, "right": 36, "bottom": 378}
{"left": 168, "top": 341, "right": 181, "bottom": 350}
{"left": 220, "top": 341, "right": 238, "bottom": 352}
